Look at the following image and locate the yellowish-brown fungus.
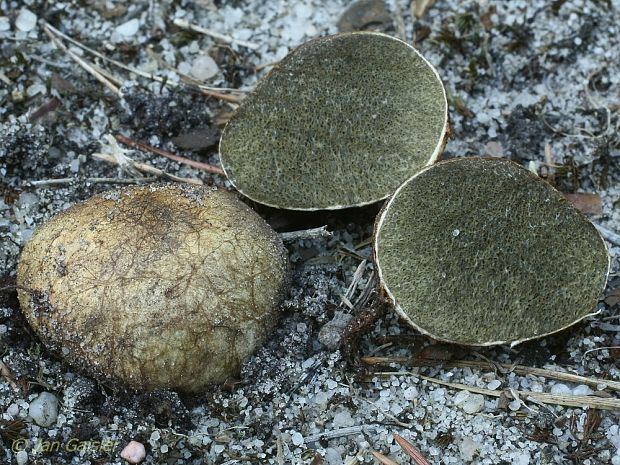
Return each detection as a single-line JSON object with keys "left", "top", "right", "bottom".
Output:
{"left": 17, "top": 184, "right": 289, "bottom": 392}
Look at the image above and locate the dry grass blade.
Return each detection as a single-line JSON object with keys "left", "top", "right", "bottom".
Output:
{"left": 369, "top": 370, "right": 620, "bottom": 411}
{"left": 173, "top": 18, "right": 259, "bottom": 50}
{"left": 92, "top": 153, "right": 203, "bottom": 185}
{"left": 393, "top": 433, "right": 431, "bottom": 465}
{"left": 42, "top": 24, "right": 120, "bottom": 96}
{"left": 361, "top": 356, "right": 620, "bottom": 393}
{"left": 0, "top": 360, "right": 20, "bottom": 391}
{"left": 115, "top": 134, "right": 225, "bottom": 175}
{"left": 43, "top": 22, "right": 246, "bottom": 103}
{"left": 371, "top": 450, "right": 400, "bottom": 465}
{"left": 412, "top": 0, "right": 437, "bottom": 19}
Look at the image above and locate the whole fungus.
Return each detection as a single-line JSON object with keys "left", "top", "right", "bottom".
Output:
{"left": 374, "top": 158, "right": 610, "bottom": 346}
{"left": 220, "top": 31, "right": 448, "bottom": 210}
{"left": 17, "top": 184, "right": 289, "bottom": 392}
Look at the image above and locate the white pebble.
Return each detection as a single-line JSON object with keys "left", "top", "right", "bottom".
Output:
{"left": 7, "top": 403, "right": 19, "bottom": 416}
{"left": 332, "top": 409, "right": 354, "bottom": 428}
{"left": 120, "top": 441, "right": 146, "bottom": 464}
{"left": 403, "top": 386, "right": 418, "bottom": 401}
{"left": 291, "top": 431, "right": 304, "bottom": 446}
{"left": 512, "top": 451, "right": 531, "bottom": 465}
{"left": 573, "top": 384, "right": 593, "bottom": 396}
{"left": 16, "top": 450, "right": 28, "bottom": 465}
{"left": 458, "top": 437, "right": 480, "bottom": 461}
{"left": 190, "top": 55, "right": 219, "bottom": 81}
{"left": 612, "top": 455, "right": 620, "bottom": 465}
{"left": 454, "top": 390, "right": 470, "bottom": 405}
{"left": 462, "top": 394, "right": 485, "bottom": 414}
{"left": 115, "top": 19, "right": 140, "bottom": 37}
{"left": 550, "top": 383, "right": 571, "bottom": 395}
{"left": 28, "top": 392, "right": 59, "bottom": 427}
{"left": 324, "top": 447, "right": 342, "bottom": 465}
{"left": 15, "top": 9, "right": 37, "bottom": 32}
{"left": 487, "top": 380, "right": 501, "bottom": 390}
{"left": 508, "top": 399, "right": 522, "bottom": 411}
{"left": 0, "top": 17, "right": 10, "bottom": 32}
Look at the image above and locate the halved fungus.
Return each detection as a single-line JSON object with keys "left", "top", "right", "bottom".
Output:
{"left": 17, "top": 184, "right": 289, "bottom": 392}
{"left": 374, "top": 158, "right": 610, "bottom": 346}
{"left": 220, "top": 32, "right": 448, "bottom": 210}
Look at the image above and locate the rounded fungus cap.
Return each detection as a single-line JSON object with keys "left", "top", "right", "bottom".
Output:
{"left": 374, "top": 158, "right": 610, "bottom": 346}
{"left": 17, "top": 184, "right": 289, "bottom": 392}
{"left": 220, "top": 32, "right": 448, "bottom": 210}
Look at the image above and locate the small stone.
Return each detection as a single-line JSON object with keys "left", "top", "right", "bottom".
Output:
{"left": 318, "top": 311, "right": 353, "bottom": 350}
{"left": 332, "top": 409, "right": 354, "bottom": 428}
{"left": 550, "top": 383, "right": 571, "bottom": 395}
{"left": 487, "top": 380, "right": 501, "bottom": 390}
{"left": 324, "top": 447, "right": 343, "bottom": 465}
{"left": 190, "top": 55, "right": 219, "bottom": 81}
{"left": 115, "top": 18, "right": 140, "bottom": 37}
{"left": 512, "top": 451, "right": 531, "bottom": 465}
{"left": 120, "top": 441, "right": 146, "bottom": 464}
{"left": 612, "top": 456, "right": 620, "bottom": 465}
{"left": 15, "top": 9, "right": 37, "bottom": 32}
{"left": 573, "top": 384, "right": 593, "bottom": 396}
{"left": 458, "top": 437, "right": 480, "bottom": 462}
{"left": 16, "top": 450, "right": 28, "bottom": 465}
{"left": 0, "top": 17, "right": 10, "bottom": 32}
{"left": 7, "top": 403, "right": 19, "bottom": 416}
{"left": 454, "top": 390, "right": 470, "bottom": 405}
{"left": 28, "top": 392, "right": 59, "bottom": 427}
{"left": 508, "top": 399, "right": 521, "bottom": 411}
{"left": 337, "top": 0, "right": 392, "bottom": 32}
{"left": 403, "top": 386, "right": 418, "bottom": 401}
{"left": 291, "top": 431, "right": 304, "bottom": 446}
{"left": 462, "top": 394, "right": 485, "bottom": 414}
{"left": 484, "top": 141, "right": 504, "bottom": 157}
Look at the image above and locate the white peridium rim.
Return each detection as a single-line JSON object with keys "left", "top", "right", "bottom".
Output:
{"left": 373, "top": 157, "right": 612, "bottom": 347}
{"left": 218, "top": 31, "right": 449, "bottom": 211}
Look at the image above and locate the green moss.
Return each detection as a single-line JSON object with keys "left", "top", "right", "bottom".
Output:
{"left": 375, "top": 158, "right": 609, "bottom": 345}
{"left": 220, "top": 32, "right": 447, "bottom": 210}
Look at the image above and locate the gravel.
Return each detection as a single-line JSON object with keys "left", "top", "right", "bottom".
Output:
{"left": 1, "top": 0, "right": 619, "bottom": 464}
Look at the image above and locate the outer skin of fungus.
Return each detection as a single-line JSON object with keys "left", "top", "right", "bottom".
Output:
{"left": 220, "top": 31, "right": 448, "bottom": 210}
{"left": 374, "top": 158, "right": 610, "bottom": 346}
{"left": 17, "top": 184, "right": 289, "bottom": 392}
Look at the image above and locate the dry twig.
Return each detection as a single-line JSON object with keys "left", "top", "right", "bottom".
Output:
{"left": 93, "top": 153, "right": 202, "bottom": 185}
{"left": 43, "top": 22, "right": 247, "bottom": 103}
{"left": 115, "top": 134, "right": 225, "bottom": 175}
{"left": 172, "top": 18, "right": 259, "bottom": 50}
{"left": 279, "top": 226, "right": 331, "bottom": 242}
{"left": 0, "top": 360, "right": 19, "bottom": 391}
{"left": 361, "top": 356, "right": 620, "bottom": 393}
{"left": 371, "top": 451, "right": 399, "bottom": 465}
{"left": 393, "top": 433, "right": 431, "bottom": 465}
{"left": 29, "top": 177, "right": 157, "bottom": 187}
{"left": 43, "top": 23, "right": 120, "bottom": 96}
{"left": 367, "top": 370, "right": 620, "bottom": 411}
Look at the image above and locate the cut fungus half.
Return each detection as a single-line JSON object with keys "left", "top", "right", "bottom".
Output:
{"left": 220, "top": 31, "right": 448, "bottom": 210}
{"left": 374, "top": 157, "right": 610, "bottom": 346}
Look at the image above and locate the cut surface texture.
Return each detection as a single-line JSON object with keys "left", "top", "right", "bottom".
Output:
{"left": 17, "top": 184, "right": 289, "bottom": 392}
{"left": 220, "top": 32, "right": 448, "bottom": 210}
{"left": 374, "top": 158, "right": 609, "bottom": 346}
